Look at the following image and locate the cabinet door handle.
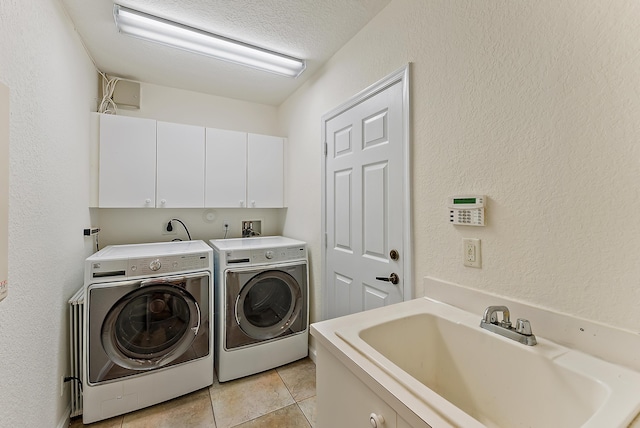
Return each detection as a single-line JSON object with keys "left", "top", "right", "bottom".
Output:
{"left": 375, "top": 273, "right": 399, "bottom": 285}
{"left": 369, "top": 413, "right": 385, "bottom": 428}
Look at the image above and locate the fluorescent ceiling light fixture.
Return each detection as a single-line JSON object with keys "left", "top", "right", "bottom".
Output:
{"left": 113, "top": 4, "right": 306, "bottom": 78}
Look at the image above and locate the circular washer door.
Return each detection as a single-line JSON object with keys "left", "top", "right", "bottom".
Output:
{"left": 101, "top": 283, "right": 200, "bottom": 370}
{"left": 235, "top": 270, "right": 302, "bottom": 340}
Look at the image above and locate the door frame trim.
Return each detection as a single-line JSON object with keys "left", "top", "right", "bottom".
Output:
{"left": 321, "top": 64, "right": 412, "bottom": 321}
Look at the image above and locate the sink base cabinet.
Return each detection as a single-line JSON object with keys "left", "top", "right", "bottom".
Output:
{"left": 316, "top": 346, "right": 428, "bottom": 428}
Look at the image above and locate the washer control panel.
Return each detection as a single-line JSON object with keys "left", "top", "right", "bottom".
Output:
{"left": 89, "top": 252, "right": 210, "bottom": 281}
{"left": 129, "top": 253, "right": 210, "bottom": 276}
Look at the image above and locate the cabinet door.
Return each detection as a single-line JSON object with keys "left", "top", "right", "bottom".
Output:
{"left": 205, "top": 128, "right": 247, "bottom": 207}
{"left": 99, "top": 114, "right": 156, "bottom": 208}
{"left": 317, "top": 347, "right": 398, "bottom": 428}
{"left": 156, "top": 121, "right": 205, "bottom": 208}
{"left": 247, "top": 134, "right": 284, "bottom": 208}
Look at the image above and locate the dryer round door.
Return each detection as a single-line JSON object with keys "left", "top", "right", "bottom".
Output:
{"left": 101, "top": 283, "right": 200, "bottom": 370}
{"left": 235, "top": 270, "right": 302, "bottom": 340}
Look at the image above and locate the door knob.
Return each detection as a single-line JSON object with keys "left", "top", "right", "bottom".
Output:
{"left": 375, "top": 273, "right": 399, "bottom": 285}
{"left": 390, "top": 249, "right": 399, "bottom": 261}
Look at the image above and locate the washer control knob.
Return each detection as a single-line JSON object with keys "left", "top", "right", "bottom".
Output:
{"left": 149, "top": 259, "right": 162, "bottom": 271}
{"left": 265, "top": 250, "right": 274, "bottom": 260}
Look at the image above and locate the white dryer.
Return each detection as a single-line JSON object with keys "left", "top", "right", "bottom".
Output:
{"left": 210, "top": 236, "right": 309, "bottom": 382}
{"left": 83, "top": 240, "right": 213, "bottom": 424}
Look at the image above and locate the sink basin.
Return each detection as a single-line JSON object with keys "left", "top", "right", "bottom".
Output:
{"left": 336, "top": 298, "right": 640, "bottom": 427}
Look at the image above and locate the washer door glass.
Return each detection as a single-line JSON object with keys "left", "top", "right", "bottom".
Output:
{"left": 102, "top": 283, "right": 200, "bottom": 370}
{"left": 236, "top": 270, "right": 302, "bottom": 340}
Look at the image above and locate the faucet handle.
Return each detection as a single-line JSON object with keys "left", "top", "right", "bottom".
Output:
{"left": 515, "top": 318, "right": 533, "bottom": 336}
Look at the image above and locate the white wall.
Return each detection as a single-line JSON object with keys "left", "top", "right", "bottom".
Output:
{"left": 94, "top": 208, "right": 285, "bottom": 248}
{"left": 0, "top": 1, "right": 97, "bottom": 427}
{"left": 96, "top": 82, "right": 286, "bottom": 247}
{"left": 116, "top": 81, "right": 279, "bottom": 134}
{"left": 279, "top": 0, "right": 640, "bottom": 331}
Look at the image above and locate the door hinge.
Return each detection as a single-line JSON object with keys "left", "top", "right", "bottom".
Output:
{"left": 324, "top": 142, "right": 328, "bottom": 156}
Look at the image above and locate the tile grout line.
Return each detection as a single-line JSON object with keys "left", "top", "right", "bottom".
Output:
{"left": 276, "top": 362, "right": 316, "bottom": 427}
{"left": 208, "top": 385, "right": 218, "bottom": 428}
{"left": 296, "top": 401, "right": 313, "bottom": 428}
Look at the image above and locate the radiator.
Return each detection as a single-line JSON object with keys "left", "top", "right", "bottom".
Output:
{"left": 68, "top": 287, "right": 84, "bottom": 417}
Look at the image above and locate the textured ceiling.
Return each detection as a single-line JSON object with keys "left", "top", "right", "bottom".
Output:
{"left": 60, "top": 0, "right": 390, "bottom": 105}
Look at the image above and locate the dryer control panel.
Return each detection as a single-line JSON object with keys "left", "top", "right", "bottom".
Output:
{"left": 252, "top": 245, "right": 307, "bottom": 264}
{"left": 224, "top": 245, "right": 307, "bottom": 266}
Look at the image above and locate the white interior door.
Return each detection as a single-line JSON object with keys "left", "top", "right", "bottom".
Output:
{"left": 322, "top": 67, "right": 411, "bottom": 320}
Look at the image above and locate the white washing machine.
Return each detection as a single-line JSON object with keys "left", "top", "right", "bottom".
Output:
{"left": 209, "top": 236, "right": 309, "bottom": 382}
{"left": 82, "top": 240, "right": 213, "bottom": 424}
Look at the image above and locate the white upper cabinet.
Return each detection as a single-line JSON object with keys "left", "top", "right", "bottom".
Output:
{"left": 96, "top": 114, "right": 284, "bottom": 209}
{"left": 99, "top": 114, "right": 156, "bottom": 208}
{"left": 247, "top": 134, "right": 284, "bottom": 208}
{"left": 206, "top": 130, "right": 285, "bottom": 208}
{"left": 205, "top": 128, "right": 247, "bottom": 207}
{"left": 156, "top": 121, "right": 205, "bottom": 208}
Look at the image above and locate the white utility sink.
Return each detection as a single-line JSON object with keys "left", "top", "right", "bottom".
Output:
{"left": 335, "top": 298, "right": 640, "bottom": 427}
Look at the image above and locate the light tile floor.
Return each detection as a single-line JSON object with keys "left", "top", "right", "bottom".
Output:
{"left": 70, "top": 358, "right": 316, "bottom": 428}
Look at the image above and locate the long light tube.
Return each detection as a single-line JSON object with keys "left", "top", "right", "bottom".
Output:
{"left": 113, "top": 4, "right": 306, "bottom": 78}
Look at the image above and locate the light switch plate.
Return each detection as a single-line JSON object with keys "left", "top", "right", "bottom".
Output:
{"left": 463, "top": 238, "right": 481, "bottom": 268}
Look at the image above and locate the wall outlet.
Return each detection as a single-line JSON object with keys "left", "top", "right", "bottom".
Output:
{"left": 463, "top": 238, "right": 481, "bottom": 268}
{"left": 161, "top": 220, "right": 177, "bottom": 236}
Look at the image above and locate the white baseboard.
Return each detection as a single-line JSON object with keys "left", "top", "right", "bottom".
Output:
{"left": 56, "top": 404, "right": 71, "bottom": 428}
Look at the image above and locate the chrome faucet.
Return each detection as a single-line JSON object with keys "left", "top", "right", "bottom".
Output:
{"left": 480, "top": 305, "right": 537, "bottom": 346}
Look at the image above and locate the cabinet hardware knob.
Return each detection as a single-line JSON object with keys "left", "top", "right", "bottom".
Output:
{"left": 369, "top": 413, "right": 385, "bottom": 427}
